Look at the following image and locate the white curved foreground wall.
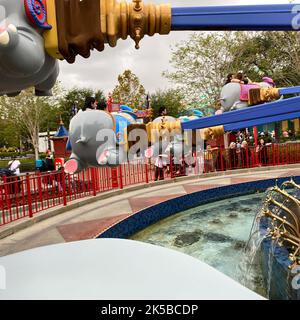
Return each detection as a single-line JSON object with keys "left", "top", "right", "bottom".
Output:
{"left": 0, "top": 239, "right": 264, "bottom": 300}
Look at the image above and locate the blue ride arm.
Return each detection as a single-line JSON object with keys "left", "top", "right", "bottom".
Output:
{"left": 181, "top": 96, "right": 300, "bottom": 130}
{"left": 171, "top": 5, "right": 300, "bottom": 31}
{"left": 224, "top": 110, "right": 300, "bottom": 132}
{"left": 279, "top": 86, "right": 300, "bottom": 95}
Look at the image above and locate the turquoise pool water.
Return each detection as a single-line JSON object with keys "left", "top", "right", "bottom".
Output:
{"left": 131, "top": 192, "right": 267, "bottom": 297}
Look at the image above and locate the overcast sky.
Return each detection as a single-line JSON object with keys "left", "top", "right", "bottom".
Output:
{"left": 58, "top": 0, "right": 294, "bottom": 96}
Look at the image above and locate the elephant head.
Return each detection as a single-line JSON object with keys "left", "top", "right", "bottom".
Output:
{"left": 145, "top": 116, "right": 193, "bottom": 165}
{"left": 220, "top": 83, "right": 249, "bottom": 112}
{"left": 0, "top": 0, "right": 59, "bottom": 96}
{"left": 64, "top": 110, "right": 126, "bottom": 174}
{"left": 220, "top": 82, "right": 273, "bottom": 112}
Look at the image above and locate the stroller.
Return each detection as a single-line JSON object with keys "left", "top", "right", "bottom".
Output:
{"left": 0, "top": 168, "right": 21, "bottom": 194}
{"left": 0, "top": 168, "right": 15, "bottom": 178}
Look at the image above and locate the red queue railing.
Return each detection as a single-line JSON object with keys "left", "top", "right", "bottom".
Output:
{"left": 0, "top": 142, "right": 300, "bottom": 227}
{"left": 202, "top": 143, "right": 300, "bottom": 173}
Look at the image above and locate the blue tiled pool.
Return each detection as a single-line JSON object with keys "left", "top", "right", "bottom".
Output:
{"left": 131, "top": 192, "right": 267, "bottom": 297}
{"left": 97, "top": 176, "right": 300, "bottom": 299}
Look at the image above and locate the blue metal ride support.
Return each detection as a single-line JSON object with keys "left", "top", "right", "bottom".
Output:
{"left": 181, "top": 96, "right": 300, "bottom": 131}
{"left": 279, "top": 86, "right": 300, "bottom": 95}
{"left": 224, "top": 111, "right": 300, "bottom": 132}
{"left": 171, "top": 5, "right": 300, "bottom": 31}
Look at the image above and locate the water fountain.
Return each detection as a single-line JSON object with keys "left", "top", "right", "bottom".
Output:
{"left": 246, "top": 179, "right": 300, "bottom": 300}
{"left": 129, "top": 179, "right": 300, "bottom": 300}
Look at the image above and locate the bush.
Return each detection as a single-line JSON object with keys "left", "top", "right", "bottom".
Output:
{"left": 0, "top": 158, "right": 35, "bottom": 172}
{"left": 20, "top": 162, "right": 35, "bottom": 172}
{"left": 0, "top": 151, "right": 29, "bottom": 159}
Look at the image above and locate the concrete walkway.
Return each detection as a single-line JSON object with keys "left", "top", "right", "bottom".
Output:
{"left": 0, "top": 165, "right": 299, "bottom": 257}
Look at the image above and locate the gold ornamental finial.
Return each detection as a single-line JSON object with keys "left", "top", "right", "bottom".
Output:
{"left": 102, "top": 0, "right": 171, "bottom": 50}
{"left": 44, "top": 0, "right": 172, "bottom": 60}
{"left": 133, "top": 0, "right": 142, "bottom": 11}
{"left": 134, "top": 28, "right": 142, "bottom": 49}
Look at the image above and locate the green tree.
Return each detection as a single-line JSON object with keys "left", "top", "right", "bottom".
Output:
{"left": 164, "top": 31, "right": 300, "bottom": 112}
{"left": 59, "top": 88, "right": 106, "bottom": 127}
{"left": 0, "top": 119, "right": 20, "bottom": 148}
{"left": 150, "top": 89, "right": 186, "bottom": 118}
{"left": 229, "top": 31, "right": 300, "bottom": 87}
{"left": 0, "top": 88, "right": 61, "bottom": 160}
{"left": 163, "top": 33, "right": 235, "bottom": 111}
{"left": 112, "top": 70, "right": 146, "bottom": 109}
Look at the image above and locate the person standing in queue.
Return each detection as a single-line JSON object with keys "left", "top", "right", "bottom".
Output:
{"left": 154, "top": 138, "right": 168, "bottom": 181}
{"left": 8, "top": 156, "right": 21, "bottom": 175}
{"left": 82, "top": 96, "right": 97, "bottom": 111}
{"left": 97, "top": 100, "right": 108, "bottom": 112}
{"left": 45, "top": 149, "right": 55, "bottom": 171}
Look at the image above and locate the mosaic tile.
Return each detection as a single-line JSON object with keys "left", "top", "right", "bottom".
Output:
{"left": 58, "top": 214, "right": 130, "bottom": 241}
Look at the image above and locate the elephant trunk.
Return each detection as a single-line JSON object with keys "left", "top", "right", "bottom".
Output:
{"left": 64, "top": 156, "right": 86, "bottom": 175}
{"left": 0, "top": 25, "right": 46, "bottom": 76}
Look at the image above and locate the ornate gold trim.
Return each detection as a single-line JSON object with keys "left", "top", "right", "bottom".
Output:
{"left": 260, "top": 180, "right": 300, "bottom": 269}
{"left": 202, "top": 125, "right": 225, "bottom": 141}
{"left": 44, "top": 0, "right": 171, "bottom": 59}
{"left": 100, "top": 0, "right": 172, "bottom": 49}
{"left": 248, "top": 87, "right": 280, "bottom": 105}
{"left": 43, "top": 0, "right": 63, "bottom": 59}
{"left": 260, "top": 88, "right": 280, "bottom": 101}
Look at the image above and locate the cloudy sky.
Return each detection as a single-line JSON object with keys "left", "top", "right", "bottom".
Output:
{"left": 58, "top": 0, "right": 294, "bottom": 96}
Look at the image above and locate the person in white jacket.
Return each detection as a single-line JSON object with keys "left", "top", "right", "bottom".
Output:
{"left": 8, "top": 157, "right": 21, "bottom": 175}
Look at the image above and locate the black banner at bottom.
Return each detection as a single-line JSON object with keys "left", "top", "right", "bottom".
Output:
{"left": 0, "top": 300, "right": 294, "bottom": 319}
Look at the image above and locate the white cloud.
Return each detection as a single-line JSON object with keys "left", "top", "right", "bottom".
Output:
{"left": 58, "top": 0, "right": 293, "bottom": 96}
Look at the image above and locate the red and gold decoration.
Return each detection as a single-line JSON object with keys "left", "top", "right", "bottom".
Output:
{"left": 24, "top": 0, "right": 52, "bottom": 29}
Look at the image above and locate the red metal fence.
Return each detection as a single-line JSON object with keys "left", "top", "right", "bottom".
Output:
{"left": 0, "top": 142, "right": 299, "bottom": 227}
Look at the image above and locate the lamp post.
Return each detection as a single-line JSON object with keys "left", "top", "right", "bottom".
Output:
{"left": 146, "top": 95, "right": 153, "bottom": 122}
{"left": 47, "top": 122, "right": 51, "bottom": 151}
{"left": 146, "top": 94, "right": 150, "bottom": 109}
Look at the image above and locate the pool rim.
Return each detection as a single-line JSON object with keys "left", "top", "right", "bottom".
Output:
{"left": 96, "top": 176, "right": 300, "bottom": 239}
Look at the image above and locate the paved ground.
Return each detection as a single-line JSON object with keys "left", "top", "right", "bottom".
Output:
{"left": 0, "top": 166, "right": 299, "bottom": 257}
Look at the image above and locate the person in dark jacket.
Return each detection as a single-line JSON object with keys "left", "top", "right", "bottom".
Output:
{"left": 82, "top": 96, "right": 97, "bottom": 111}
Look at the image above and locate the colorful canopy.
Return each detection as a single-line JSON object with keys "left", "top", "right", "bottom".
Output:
{"left": 55, "top": 123, "right": 68, "bottom": 138}
{"left": 120, "top": 105, "right": 133, "bottom": 112}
